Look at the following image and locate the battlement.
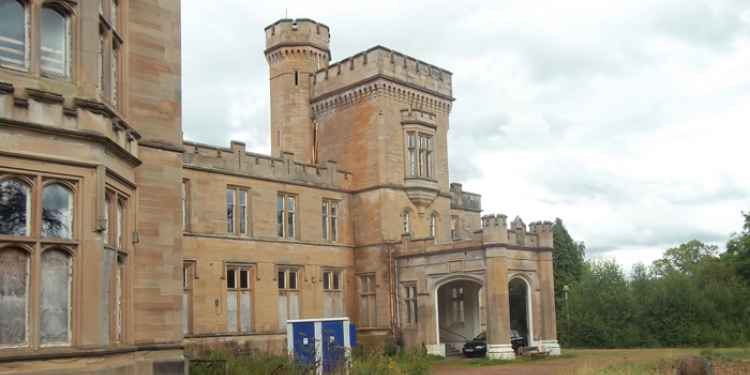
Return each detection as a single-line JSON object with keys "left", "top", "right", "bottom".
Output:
{"left": 311, "top": 46, "right": 453, "bottom": 103}
{"left": 265, "top": 18, "right": 330, "bottom": 56}
{"left": 481, "top": 214, "right": 553, "bottom": 248}
{"left": 183, "top": 140, "right": 352, "bottom": 190}
{"left": 450, "top": 183, "right": 482, "bottom": 212}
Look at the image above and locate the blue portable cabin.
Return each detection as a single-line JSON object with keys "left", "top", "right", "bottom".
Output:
{"left": 286, "top": 317, "right": 356, "bottom": 374}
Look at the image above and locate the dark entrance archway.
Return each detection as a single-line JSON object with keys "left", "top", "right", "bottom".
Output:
{"left": 435, "top": 278, "right": 483, "bottom": 355}
{"left": 508, "top": 277, "right": 533, "bottom": 349}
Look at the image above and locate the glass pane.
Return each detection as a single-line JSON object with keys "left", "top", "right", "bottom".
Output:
{"left": 287, "top": 196, "right": 295, "bottom": 212}
{"left": 332, "top": 272, "right": 340, "bottom": 290}
{"left": 0, "top": 0, "right": 26, "bottom": 68}
{"left": 0, "top": 179, "right": 30, "bottom": 236}
{"left": 116, "top": 201, "right": 124, "bottom": 248}
{"left": 277, "top": 271, "right": 285, "bottom": 289}
{"left": 276, "top": 196, "right": 284, "bottom": 237}
{"left": 40, "top": 250, "right": 71, "bottom": 345}
{"left": 322, "top": 202, "right": 328, "bottom": 241}
{"left": 239, "top": 270, "right": 248, "bottom": 289}
{"left": 323, "top": 272, "right": 330, "bottom": 290}
{"left": 287, "top": 212, "right": 295, "bottom": 239}
{"left": 226, "top": 269, "right": 235, "bottom": 289}
{"left": 288, "top": 271, "right": 297, "bottom": 289}
{"left": 226, "top": 189, "right": 234, "bottom": 233}
{"left": 42, "top": 184, "right": 73, "bottom": 239}
{"left": 0, "top": 249, "right": 29, "bottom": 347}
{"left": 331, "top": 216, "right": 337, "bottom": 241}
{"left": 40, "top": 7, "right": 67, "bottom": 76}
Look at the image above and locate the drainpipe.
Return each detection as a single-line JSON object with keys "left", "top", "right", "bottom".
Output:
{"left": 386, "top": 243, "right": 399, "bottom": 343}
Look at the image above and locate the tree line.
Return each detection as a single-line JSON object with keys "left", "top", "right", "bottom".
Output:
{"left": 552, "top": 213, "right": 750, "bottom": 348}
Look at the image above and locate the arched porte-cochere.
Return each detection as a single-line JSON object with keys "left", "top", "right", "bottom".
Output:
{"left": 434, "top": 277, "right": 485, "bottom": 355}
{"left": 508, "top": 276, "right": 535, "bottom": 348}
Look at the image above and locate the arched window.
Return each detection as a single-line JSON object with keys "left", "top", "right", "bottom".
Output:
{"left": 0, "top": 178, "right": 31, "bottom": 236}
{"left": 403, "top": 211, "right": 411, "bottom": 235}
{"left": 40, "top": 6, "right": 70, "bottom": 77}
{"left": 40, "top": 249, "right": 71, "bottom": 346}
{"left": 0, "top": 0, "right": 28, "bottom": 70}
{"left": 42, "top": 183, "right": 73, "bottom": 239}
{"left": 0, "top": 248, "right": 30, "bottom": 347}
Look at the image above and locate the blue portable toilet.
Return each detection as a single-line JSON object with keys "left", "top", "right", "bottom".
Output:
{"left": 286, "top": 318, "right": 356, "bottom": 374}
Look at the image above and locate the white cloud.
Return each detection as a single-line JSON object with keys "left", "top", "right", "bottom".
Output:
{"left": 182, "top": 0, "right": 750, "bottom": 271}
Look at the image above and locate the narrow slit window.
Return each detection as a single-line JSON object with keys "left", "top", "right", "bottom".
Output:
{"left": 294, "top": 70, "right": 299, "bottom": 86}
{"left": 226, "top": 189, "right": 235, "bottom": 233}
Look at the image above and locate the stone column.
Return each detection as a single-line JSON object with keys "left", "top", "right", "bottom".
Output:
{"left": 539, "top": 252, "right": 561, "bottom": 355}
{"left": 485, "top": 255, "right": 515, "bottom": 360}
{"left": 423, "top": 278, "right": 444, "bottom": 357}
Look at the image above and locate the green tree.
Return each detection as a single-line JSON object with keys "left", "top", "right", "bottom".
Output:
{"left": 652, "top": 240, "right": 718, "bottom": 277}
{"left": 552, "top": 218, "right": 585, "bottom": 313}
{"left": 724, "top": 212, "right": 750, "bottom": 283}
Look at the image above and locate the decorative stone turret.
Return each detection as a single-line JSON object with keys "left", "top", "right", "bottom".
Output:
{"left": 265, "top": 18, "right": 331, "bottom": 163}
{"left": 481, "top": 214, "right": 508, "bottom": 244}
{"left": 481, "top": 214, "right": 554, "bottom": 248}
{"left": 529, "top": 221, "right": 554, "bottom": 248}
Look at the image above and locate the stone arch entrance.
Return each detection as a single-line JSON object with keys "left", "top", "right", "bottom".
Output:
{"left": 508, "top": 276, "right": 534, "bottom": 348}
{"left": 434, "top": 276, "right": 484, "bottom": 356}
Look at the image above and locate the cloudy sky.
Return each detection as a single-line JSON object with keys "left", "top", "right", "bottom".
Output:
{"left": 182, "top": 0, "right": 750, "bottom": 270}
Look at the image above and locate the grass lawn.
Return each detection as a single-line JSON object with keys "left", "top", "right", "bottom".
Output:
{"left": 431, "top": 348, "right": 750, "bottom": 374}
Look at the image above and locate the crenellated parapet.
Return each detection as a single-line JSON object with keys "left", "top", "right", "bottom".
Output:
{"left": 265, "top": 18, "right": 331, "bottom": 60}
{"left": 183, "top": 140, "right": 352, "bottom": 189}
{"left": 450, "top": 183, "right": 482, "bottom": 212}
{"left": 481, "top": 214, "right": 554, "bottom": 249}
{"left": 310, "top": 46, "right": 453, "bottom": 116}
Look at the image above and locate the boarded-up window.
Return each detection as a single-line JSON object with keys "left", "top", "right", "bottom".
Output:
{"left": 226, "top": 264, "right": 252, "bottom": 333}
{"left": 114, "top": 255, "right": 124, "bottom": 343}
{"left": 323, "top": 270, "right": 343, "bottom": 318}
{"left": 0, "top": 179, "right": 31, "bottom": 236}
{"left": 40, "top": 249, "right": 71, "bottom": 346}
{"left": 0, "top": 249, "right": 29, "bottom": 347}
{"left": 359, "top": 274, "right": 377, "bottom": 327}
{"left": 42, "top": 183, "right": 73, "bottom": 239}
{"left": 277, "top": 267, "right": 299, "bottom": 330}
{"left": 404, "top": 285, "right": 418, "bottom": 325}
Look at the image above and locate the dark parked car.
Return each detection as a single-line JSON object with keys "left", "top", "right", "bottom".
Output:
{"left": 462, "top": 330, "right": 528, "bottom": 357}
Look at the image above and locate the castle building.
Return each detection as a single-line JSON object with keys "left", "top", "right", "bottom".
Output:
{"left": 0, "top": 3, "right": 559, "bottom": 373}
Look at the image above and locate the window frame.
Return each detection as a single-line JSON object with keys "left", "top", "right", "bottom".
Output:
{"left": 0, "top": 170, "right": 82, "bottom": 351}
{"left": 226, "top": 186, "right": 250, "bottom": 236}
{"left": 402, "top": 210, "right": 411, "bottom": 236}
{"left": 358, "top": 273, "right": 377, "bottom": 328}
{"left": 0, "top": 0, "right": 30, "bottom": 72}
{"left": 277, "top": 193, "right": 297, "bottom": 240}
{"left": 322, "top": 269, "right": 342, "bottom": 291}
{"left": 0, "top": 176, "right": 33, "bottom": 237}
{"left": 403, "top": 283, "right": 418, "bottom": 326}
{"left": 181, "top": 179, "right": 190, "bottom": 232}
{"left": 39, "top": 4, "right": 72, "bottom": 79}
{"left": 403, "top": 127, "right": 435, "bottom": 179}
{"left": 104, "top": 187, "right": 129, "bottom": 252}
{"left": 321, "top": 199, "right": 339, "bottom": 242}
{"left": 225, "top": 263, "right": 254, "bottom": 334}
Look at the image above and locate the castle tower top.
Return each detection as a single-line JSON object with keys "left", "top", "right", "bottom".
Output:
{"left": 265, "top": 18, "right": 331, "bottom": 58}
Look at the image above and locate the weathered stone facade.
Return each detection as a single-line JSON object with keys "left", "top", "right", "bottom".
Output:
{"left": 0, "top": 9, "right": 558, "bottom": 374}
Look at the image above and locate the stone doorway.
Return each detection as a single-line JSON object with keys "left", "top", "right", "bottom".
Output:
{"left": 508, "top": 277, "right": 534, "bottom": 348}
{"left": 435, "top": 278, "right": 484, "bottom": 356}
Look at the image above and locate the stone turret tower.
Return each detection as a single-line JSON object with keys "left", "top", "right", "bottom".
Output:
{"left": 265, "top": 19, "right": 331, "bottom": 162}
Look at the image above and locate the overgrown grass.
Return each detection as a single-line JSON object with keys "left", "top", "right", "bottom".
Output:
{"left": 187, "top": 342, "right": 439, "bottom": 375}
